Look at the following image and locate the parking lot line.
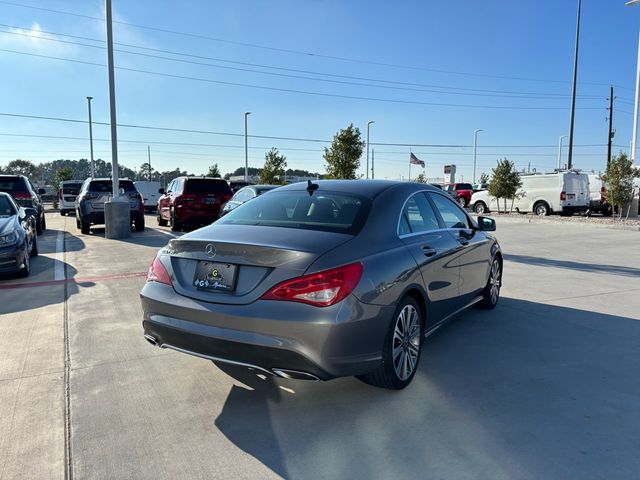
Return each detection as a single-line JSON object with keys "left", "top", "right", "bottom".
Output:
{"left": 54, "top": 228, "right": 65, "bottom": 281}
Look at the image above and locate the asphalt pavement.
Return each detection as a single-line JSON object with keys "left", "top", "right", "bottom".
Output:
{"left": 1, "top": 213, "right": 639, "bottom": 479}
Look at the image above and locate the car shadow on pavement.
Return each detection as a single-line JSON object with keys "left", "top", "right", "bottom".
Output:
{"left": 212, "top": 297, "right": 640, "bottom": 480}
{"left": 36, "top": 228, "right": 86, "bottom": 254}
{"left": 0, "top": 257, "right": 94, "bottom": 315}
{"left": 504, "top": 253, "right": 640, "bottom": 277}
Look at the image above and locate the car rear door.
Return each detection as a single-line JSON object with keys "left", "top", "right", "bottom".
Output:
{"left": 428, "top": 192, "right": 491, "bottom": 307}
{"left": 398, "top": 192, "right": 461, "bottom": 324}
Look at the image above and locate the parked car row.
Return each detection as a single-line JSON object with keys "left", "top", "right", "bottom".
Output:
{"left": 0, "top": 192, "right": 39, "bottom": 277}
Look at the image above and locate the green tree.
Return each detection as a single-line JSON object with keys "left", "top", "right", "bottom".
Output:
{"left": 260, "top": 148, "right": 287, "bottom": 184}
{"left": 139, "top": 162, "right": 155, "bottom": 181}
{"left": 3, "top": 159, "right": 38, "bottom": 179}
{"left": 601, "top": 152, "right": 640, "bottom": 219}
{"left": 323, "top": 124, "right": 364, "bottom": 179}
{"left": 415, "top": 173, "right": 427, "bottom": 183}
{"left": 478, "top": 172, "right": 490, "bottom": 185}
{"left": 207, "top": 163, "right": 221, "bottom": 178}
{"left": 488, "top": 159, "right": 522, "bottom": 213}
{"left": 51, "top": 166, "right": 74, "bottom": 192}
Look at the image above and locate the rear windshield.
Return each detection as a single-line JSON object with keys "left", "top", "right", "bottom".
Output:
{"left": 0, "top": 195, "right": 17, "bottom": 216}
{"left": 218, "top": 191, "right": 370, "bottom": 234}
{"left": 0, "top": 177, "right": 27, "bottom": 192}
{"left": 61, "top": 183, "right": 83, "bottom": 195}
{"left": 88, "top": 180, "right": 136, "bottom": 192}
{"left": 456, "top": 183, "right": 473, "bottom": 190}
{"left": 185, "top": 179, "right": 232, "bottom": 194}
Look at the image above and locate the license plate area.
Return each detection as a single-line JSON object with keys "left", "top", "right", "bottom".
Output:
{"left": 204, "top": 196, "right": 216, "bottom": 204}
{"left": 193, "top": 261, "right": 236, "bottom": 291}
{"left": 567, "top": 193, "right": 576, "bottom": 200}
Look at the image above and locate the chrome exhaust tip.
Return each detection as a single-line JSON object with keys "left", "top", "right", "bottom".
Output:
{"left": 272, "top": 368, "right": 320, "bottom": 382}
{"left": 143, "top": 334, "right": 159, "bottom": 347}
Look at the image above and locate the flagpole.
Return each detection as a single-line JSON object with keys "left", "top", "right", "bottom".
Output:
{"left": 408, "top": 149, "right": 412, "bottom": 181}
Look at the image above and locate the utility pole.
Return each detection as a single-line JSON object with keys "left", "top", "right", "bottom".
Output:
{"left": 147, "top": 145, "right": 152, "bottom": 180}
{"left": 244, "top": 112, "right": 251, "bottom": 182}
{"left": 371, "top": 149, "right": 375, "bottom": 179}
{"left": 366, "top": 121, "right": 374, "bottom": 179}
{"left": 86, "top": 96, "right": 95, "bottom": 178}
{"left": 473, "top": 129, "right": 483, "bottom": 183}
{"left": 567, "top": 0, "right": 582, "bottom": 170}
{"left": 607, "top": 85, "right": 615, "bottom": 165}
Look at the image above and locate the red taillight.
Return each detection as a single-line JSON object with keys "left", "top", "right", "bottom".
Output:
{"left": 560, "top": 191, "right": 567, "bottom": 201}
{"left": 13, "top": 192, "right": 32, "bottom": 199}
{"left": 147, "top": 256, "right": 172, "bottom": 286}
{"left": 261, "top": 262, "right": 363, "bottom": 307}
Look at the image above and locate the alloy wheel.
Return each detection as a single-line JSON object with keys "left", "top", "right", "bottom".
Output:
{"left": 489, "top": 259, "right": 501, "bottom": 305}
{"left": 392, "top": 304, "right": 421, "bottom": 381}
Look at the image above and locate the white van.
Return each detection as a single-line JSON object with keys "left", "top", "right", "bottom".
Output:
{"left": 134, "top": 181, "right": 161, "bottom": 212}
{"left": 470, "top": 171, "right": 590, "bottom": 216}
{"left": 58, "top": 180, "right": 84, "bottom": 216}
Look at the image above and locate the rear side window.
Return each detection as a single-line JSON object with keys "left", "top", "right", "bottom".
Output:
{"left": 0, "top": 177, "right": 27, "bottom": 192}
{"left": 185, "top": 179, "right": 232, "bottom": 195}
{"left": 457, "top": 183, "right": 473, "bottom": 190}
{"left": 219, "top": 191, "right": 370, "bottom": 234}
{"left": 88, "top": 180, "right": 136, "bottom": 192}
{"left": 429, "top": 193, "right": 470, "bottom": 229}
{"left": 399, "top": 193, "right": 440, "bottom": 236}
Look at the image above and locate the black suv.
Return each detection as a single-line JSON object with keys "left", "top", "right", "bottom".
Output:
{"left": 0, "top": 174, "right": 46, "bottom": 234}
{"left": 75, "top": 178, "right": 145, "bottom": 234}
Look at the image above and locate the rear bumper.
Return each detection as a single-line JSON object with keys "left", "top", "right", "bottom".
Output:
{"left": 561, "top": 205, "right": 588, "bottom": 213}
{"left": 140, "top": 282, "right": 394, "bottom": 380}
{"left": 175, "top": 205, "right": 221, "bottom": 224}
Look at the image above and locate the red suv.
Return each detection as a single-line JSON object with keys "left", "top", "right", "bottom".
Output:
{"left": 157, "top": 177, "right": 233, "bottom": 231}
{"left": 445, "top": 183, "right": 474, "bottom": 208}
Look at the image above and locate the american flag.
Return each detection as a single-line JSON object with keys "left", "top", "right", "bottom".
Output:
{"left": 409, "top": 152, "right": 425, "bottom": 168}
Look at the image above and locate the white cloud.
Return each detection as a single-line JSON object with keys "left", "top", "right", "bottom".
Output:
{"left": 0, "top": 22, "right": 77, "bottom": 55}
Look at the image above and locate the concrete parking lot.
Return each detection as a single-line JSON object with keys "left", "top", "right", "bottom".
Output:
{"left": 1, "top": 214, "right": 639, "bottom": 480}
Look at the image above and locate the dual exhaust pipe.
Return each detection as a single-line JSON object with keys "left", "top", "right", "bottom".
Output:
{"left": 143, "top": 334, "right": 320, "bottom": 382}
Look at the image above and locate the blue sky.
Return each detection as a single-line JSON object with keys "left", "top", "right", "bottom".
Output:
{"left": 0, "top": 0, "right": 639, "bottom": 181}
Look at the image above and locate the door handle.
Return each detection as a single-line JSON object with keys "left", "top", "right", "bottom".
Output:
{"left": 421, "top": 246, "right": 437, "bottom": 257}
{"left": 457, "top": 236, "right": 469, "bottom": 246}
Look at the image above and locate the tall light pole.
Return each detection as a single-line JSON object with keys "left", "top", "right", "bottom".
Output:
{"left": 472, "top": 129, "right": 483, "bottom": 183}
{"left": 86, "top": 96, "right": 95, "bottom": 178}
{"left": 244, "top": 112, "right": 251, "bottom": 182}
{"left": 558, "top": 135, "right": 568, "bottom": 170}
{"left": 626, "top": 1, "right": 640, "bottom": 162}
{"left": 567, "top": 0, "right": 582, "bottom": 170}
{"left": 366, "top": 120, "right": 374, "bottom": 179}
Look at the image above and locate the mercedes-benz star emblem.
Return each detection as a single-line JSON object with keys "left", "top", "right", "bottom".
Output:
{"left": 205, "top": 244, "right": 217, "bottom": 258}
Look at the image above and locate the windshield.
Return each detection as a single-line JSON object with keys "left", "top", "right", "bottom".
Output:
{"left": 218, "top": 190, "right": 370, "bottom": 234}
{"left": 185, "top": 179, "right": 232, "bottom": 194}
{"left": 88, "top": 180, "right": 136, "bottom": 192}
{"left": 61, "top": 183, "right": 83, "bottom": 195}
{"left": 0, "top": 195, "right": 17, "bottom": 216}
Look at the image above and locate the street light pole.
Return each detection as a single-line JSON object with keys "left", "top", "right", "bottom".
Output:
{"left": 558, "top": 135, "right": 568, "bottom": 170}
{"left": 626, "top": 2, "right": 640, "bottom": 162}
{"left": 244, "top": 112, "right": 251, "bottom": 182}
{"left": 472, "top": 129, "right": 483, "bottom": 183}
{"left": 86, "top": 96, "right": 95, "bottom": 178}
{"left": 366, "top": 121, "right": 374, "bottom": 179}
{"left": 567, "top": 0, "right": 582, "bottom": 170}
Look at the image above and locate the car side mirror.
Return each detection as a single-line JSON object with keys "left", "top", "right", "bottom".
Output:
{"left": 37, "top": 188, "right": 46, "bottom": 195}
{"left": 158, "top": 188, "right": 165, "bottom": 194}
{"left": 477, "top": 216, "right": 496, "bottom": 232}
{"left": 23, "top": 207, "right": 38, "bottom": 218}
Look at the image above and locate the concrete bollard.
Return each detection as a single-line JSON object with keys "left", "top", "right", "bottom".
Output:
{"left": 105, "top": 197, "right": 131, "bottom": 239}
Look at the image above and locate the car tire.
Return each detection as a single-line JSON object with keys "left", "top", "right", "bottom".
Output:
{"left": 357, "top": 296, "right": 423, "bottom": 390}
{"left": 80, "top": 219, "right": 90, "bottom": 235}
{"left": 60, "top": 210, "right": 66, "bottom": 216}
{"left": 533, "top": 201, "right": 550, "bottom": 216}
{"left": 458, "top": 196, "right": 468, "bottom": 208}
{"left": 477, "top": 256, "right": 501, "bottom": 310}
{"left": 170, "top": 209, "right": 181, "bottom": 232}
{"left": 31, "top": 234, "right": 38, "bottom": 257}
{"left": 601, "top": 205, "right": 612, "bottom": 217}
{"left": 157, "top": 210, "right": 168, "bottom": 227}
{"left": 134, "top": 214, "right": 145, "bottom": 232}
{"left": 36, "top": 215, "right": 43, "bottom": 235}
{"left": 41, "top": 212, "right": 46, "bottom": 231}
{"left": 76, "top": 217, "right": 81, "bottom": 230}
{"left": 474, "top": 201, "right": 487, "bottom": 214}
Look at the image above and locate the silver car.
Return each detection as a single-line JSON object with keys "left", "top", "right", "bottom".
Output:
{"left": 140, "top": 180, "right": 502, "bottom": 389}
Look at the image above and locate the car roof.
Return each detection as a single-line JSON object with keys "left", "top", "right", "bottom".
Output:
{"left": 0, "top": 174, "right": 26, "bottom": 179}
{"left": 276, "top": 180, "right": 441, "bottom": 199}
{"left": 61, "top": 180, "right": 83, "bottom": 184}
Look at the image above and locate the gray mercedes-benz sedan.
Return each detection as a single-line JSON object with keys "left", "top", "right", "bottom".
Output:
{"left": 140, "top": 180, "right": 502, "bottom": 389}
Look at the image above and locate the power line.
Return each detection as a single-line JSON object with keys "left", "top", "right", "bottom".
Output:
{"left": 0, "top": 0, "right": 631, "bottom": 90}
{"left": 0, "top": 24, "right": 610, "bottom": 101}
{"left": 0, "top": 48, "right": 609, "bottom": 112}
